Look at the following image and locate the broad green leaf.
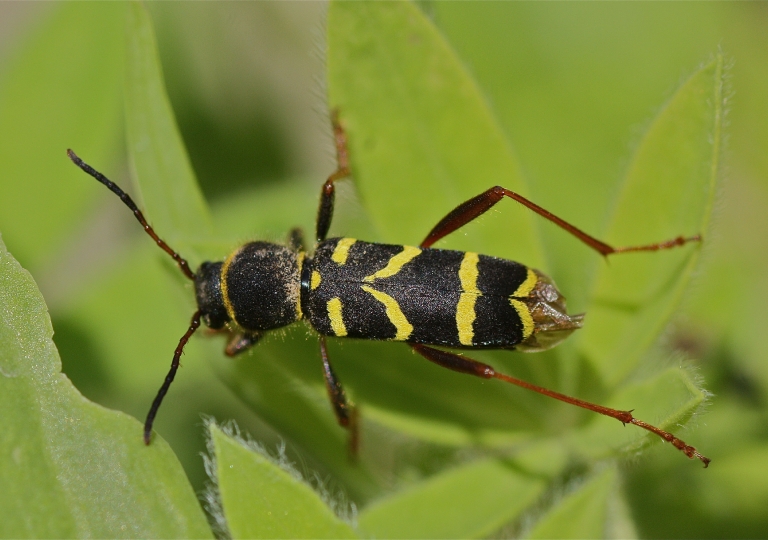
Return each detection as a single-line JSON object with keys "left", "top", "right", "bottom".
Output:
{"left": 0, "top": 234, "right": 211, "bottom": 539}
{"left": 580, "top": 56, "right": 723, "bottom": 386}
{"left": 210, "top": 424, "right": 357, "bottom": 539}
{"left": 0, "top": 3, "right": 124, "bottom": 270}
{"left": 125, "top": 2, "right": 213, "bottom": 262}
{"left": 358, "top": 456, "right": 549, "bottom": 539}
{"left": 528, "top": 466, "right": 629, "bottom": 539}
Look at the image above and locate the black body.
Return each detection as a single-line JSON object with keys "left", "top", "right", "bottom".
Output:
{"left": 304, "top": 238, "right": 533, "bottom": 348}
{"left": 203, "top": 237, "right": 568, "bottom": 352}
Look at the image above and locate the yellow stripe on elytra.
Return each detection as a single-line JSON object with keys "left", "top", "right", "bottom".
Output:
{"left": 364, "top": 245, "right": 421, "bottom": 282}
{"left": 310, "top": 270, "right": 322, "bottom": 290}
{"left": 327, "top": 297, "right": 347, "bottom": 337}
{"left": 220, "top": 246, "right": 241, "bottom": 323}
{"left": 512, "top": 268, "right": 537, "bottom": 298}
{"left": 456, "top": 252, "right": 480, "bottom": 346}
{"left": 510, "top": 299, "right": 534, "bottom": 339}
{"left": 361, "top": 285, "right": 413, "bottom": 341}
{"left": 331, "top": 238, "right": 356, "bottom": 265}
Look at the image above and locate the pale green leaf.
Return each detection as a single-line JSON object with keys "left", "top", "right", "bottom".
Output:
{"left": 580, "top": 56, "right": 723, "bottom": 386}
{"left": 210, "top": 424, "right": 357, "bottom": 539}
{"left": 358, "top": 455, "right": 549, "bottom": 539}
{"left": 528, "top": 466, "right": 622, "bottom": 540}
{"left": 0, "top": 234, "right": 212, "bottom": 539}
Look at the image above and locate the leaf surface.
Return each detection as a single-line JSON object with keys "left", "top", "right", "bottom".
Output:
{"left": 0, "top": 234, "right": 211, "bottom": 539}
{"left": 210, "top": 425, "right": 357, "bottom": 539}
{"left": 579, "top": 56, "right": 723, "bottom": 385}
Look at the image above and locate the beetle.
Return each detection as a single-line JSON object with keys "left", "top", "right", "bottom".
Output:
{"left": 67, "top": 114, "right": 709, "bottom": 467}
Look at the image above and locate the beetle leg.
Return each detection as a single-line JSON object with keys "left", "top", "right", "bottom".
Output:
{"left": 410, "top": 343, "right": 710, "bottom": 467}
{"left": 224, "top": 332, "right": 262, "bottom": 357}
{"left": 316, "top": 110, "right": 351, "bottom": 242}
{"left": 319, "top": 336, "right": 359, "bottom": 458}
{"left": 419, "top": 185, "right": 700, "bottom": 255}
{"left": 287, "top": 227, "right": 307, "bottom": 251}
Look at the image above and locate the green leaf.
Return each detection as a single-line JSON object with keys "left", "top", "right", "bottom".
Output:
{"left": 580, "top": 56, "right": 723, "bottom": 386}
{"left": 358, "top": 455, "right": 550, "bottom": 539}
{"left": 0, "top": 3, "right": 125, "bottom": 270}
{"left": 125, "top": 2, "right": 213, "bottom": 261}
{"left": 528, "top": 466, "right": 632, "bottom": 539}
{"left": 209, "top": 424, "right": 357, "bottom": 539}
{"left": 0, "top": 234, "right": 212, "bottom": 539}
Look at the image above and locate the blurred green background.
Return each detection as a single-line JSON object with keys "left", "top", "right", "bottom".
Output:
{"left": 1, "top": 2, "right": 766, "bottom": 538}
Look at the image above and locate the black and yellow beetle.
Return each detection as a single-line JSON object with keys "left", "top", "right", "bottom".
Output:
{"left": 67, "top": 115, "right": 710, "bottom": 467}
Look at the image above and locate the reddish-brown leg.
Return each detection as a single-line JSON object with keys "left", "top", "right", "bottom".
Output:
{"left": 319, "top": 337, "right": 359, "bottom": 458}
{"left": 316, "top": 111, "right": 351, "bottom": 243}
{"left": 420, "top": 185, "right": 701, "bottom": 254}
{"left": 225, "top": 332, "right": 262, "bottom": 357}
{"left": 410, "top": 343, "right": 710, "bottom": 467}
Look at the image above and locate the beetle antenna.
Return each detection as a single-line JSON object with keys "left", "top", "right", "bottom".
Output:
{"left": 67, "top": 149, "right": 196, "bottom": 281}
{"left": 144, "top": 310, "right": 202, "bottom": 444}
